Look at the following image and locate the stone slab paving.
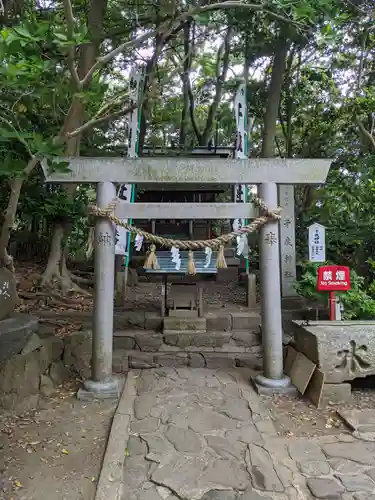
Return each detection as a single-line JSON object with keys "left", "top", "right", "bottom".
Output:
{"left": 118, "top": 368, "right": 375, "bottom": 500}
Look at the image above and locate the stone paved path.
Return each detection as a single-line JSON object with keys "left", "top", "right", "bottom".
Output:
{"left": 119, "top": 368, "right": 375, "bottom": 500}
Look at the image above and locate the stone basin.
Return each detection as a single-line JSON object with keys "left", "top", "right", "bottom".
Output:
{"left": 291, "top": 320, "right": 375, "bottom": 383}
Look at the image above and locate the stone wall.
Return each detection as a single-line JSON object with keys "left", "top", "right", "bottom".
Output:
{"left": 37, "top": 310, "right": 263, "bottom": 333}
{"left": 0, "top": 331, "right": 72, "bottom": 414}
{"left": 112, "top": 330, "right": 264, "bottom": 372}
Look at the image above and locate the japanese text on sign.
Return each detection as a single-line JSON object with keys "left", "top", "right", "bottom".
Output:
{"left": 317, "top": 265, "right": 351, "bottom": 292}
{"left": 308, "top": 223, "right": 326, "bottom": 262}
{"left": 279, "top": 185, "right": 297, "bottom": 297}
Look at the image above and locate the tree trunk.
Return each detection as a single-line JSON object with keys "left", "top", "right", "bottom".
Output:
{"left": 179, "top": 22, "right": 192, "bottom": 147}
{"left": 41, "top": 0, "right": 108, "bottom": 291}
{"left": 261, "top": 39, "right": 288, "bottom": 157}
{"left": 0, "top": 157, "right": 38, "bottom": 272}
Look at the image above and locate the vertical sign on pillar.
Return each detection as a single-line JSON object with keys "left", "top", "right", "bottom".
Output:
{"left": 279, "top": 185, "right": 297, "bottom": 297}
{"left": 116, "top": 67, "right": 144, "bottom": 259}
{"left": 233, "top": 82, "right": 249, "bottom": 267}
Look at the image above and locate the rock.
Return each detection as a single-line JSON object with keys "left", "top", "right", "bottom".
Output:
{"left": 254, "top": 420, "right": 276, "bottom": 435}
{"left": 288, "top": 441, "right": 327, "bottom": 462}
{"left": 49, "top": 360, "right": 71, "bottom": 385}
{"left": 321, "top": 383, "right": 352, "bottom": 406}
{"left": 0, "top": 267, "right": 18, "bottom": 320}
{"left": 231, "top": 331, "right": 261, "bottom": 347}
{"left": 142, "top": 433, "right": 174, "bottom": 463}
{"left": 40, "top": 374, "right": 56, "bottom": 397}
{"left": 200, "top": 458, "right": 250, "bottom": 490}
{"left": 164, "top": 331, "right": 230, "bottom": 348}
{"left": 220, "top": 397, "right": 252, "bottom": 421}
{"left": 134, "top": 393, "right": 157, "bottom": 419}
{"left": 225, "top": 424, "right": 264, "bottom": 446}
{"left": 127, "top": 436, "right": 148, "bottom": 456}
{"left": 123, "top": 456, "right": 150, "bottom": 489}
{"left": 39, "top": 336, "right": 64, "bottom": 372}
{"left": 337, "top": 409, "right": 375, "bottom": 433}
{"left": 292, "top": 320, "right": 375, "bottom": 383}
{"left": 189, "top": 352, "right": 206, "bottom": 368}
{"left": 163, "top": 317, "right": 207, "bottom": 332}
{"left": 0, "top": 313, "right": 38, "bottom": 362}
{"left": 0, "top": 352, "right": 41, "bottom": 411}
{"left": 130, "top": 417, "right": 161, "bottom": 435}
{"left": 21, "top": 333, "right": 43, "bottom": 354}
{"left": 1, "top": 393, "right": 39, "bottom": 413}
{"left": 246, "top": 444, "right": 284, "bottom": 492}
{"left": 151, "top": 453, "right": 210, "bottom": 499}
{"left": 230, "top": 312, "right": 260, "bottom": 331}
{"left": 144, "top": 313, "right": 163, "bottom": 331}
{"left": 334, "top": 473, "right": 375, "bottom": 492}
{"left": 114, "top": 335, "right": 136, "bottom": 350}
{"left": 205, "top": 313, "right": 232, "bottom": 331}
{"left": 354, "top": 494, "right": 375, "bottom": 500}
{"left": 199, "top": 490, "right": 237, "bottom": 500}
{"left": 136, "top": 487, "right": 161, "bottom": 500}
{"left": 306, "top": 477, "right": 345, "bottom": 499}
{"left": 298, "top": 460, "right": 330, "bottom": 476}
{"left": 134, "top": 332, "right": 163, "bottom": 352}
{"left": 187, "top": 408, "right": 237, "bottom": 433}
{"left": 328, "top": 458, "right": 364, "bottom": 474}
{"left": 322, "top": 441, "right": 375, "bottom": 465}
{"left": 63, "top": 331, "right": 91, "bottom": 378}
{"left": 205, "top": 435, "right": 246, "bottom": 461}
{"left": 154, "top": 353, "right": 189, "bottom": 367}
{"left": 129, "top": 353, "right": 158, "bottom": 369}
{"left": 165, "top": 425, "right": 202, "bottom": 453}
{"left": 240, "top": 488, "right": 272, "bottom": 500}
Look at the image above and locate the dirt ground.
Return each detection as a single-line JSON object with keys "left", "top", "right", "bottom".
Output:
{"left": 266, "top": 384, "right": 375, "bottom": 438}
{"left": 15, "top": 263, "right": 248, "bottom": 314}
{"left": 0, "top": 381, "right": 116, "bottom": 500}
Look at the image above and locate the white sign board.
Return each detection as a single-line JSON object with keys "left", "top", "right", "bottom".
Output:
{"left": 308, "top": 223, "right": 326, "bottom": 262}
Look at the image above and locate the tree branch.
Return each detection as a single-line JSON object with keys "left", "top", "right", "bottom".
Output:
{"left": 356, "top": 117, "right": 375, "bottom": 150}
{"left": 80, "top": 1, "right": 298, "bottom": 88}
{"left": 201, "top": 25, "right": 233, "bottom": 145}
{"left": 62, "top": 0, "right": 81, "bottom": 90}
{"left": 0, "top": 114, "right": 33, "bottom": 157}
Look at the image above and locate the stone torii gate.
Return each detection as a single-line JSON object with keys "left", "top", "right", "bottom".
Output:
{"left": 43, "top": 157, "right": 331, "bottom": 398}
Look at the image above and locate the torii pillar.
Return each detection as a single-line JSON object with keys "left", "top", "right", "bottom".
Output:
{"left": 42, "top": 157, "right": 331, "bottom": 399}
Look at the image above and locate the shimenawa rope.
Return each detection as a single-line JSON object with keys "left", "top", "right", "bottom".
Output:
{"left": 88, "top": 193, "right": 281, "bottom": 275}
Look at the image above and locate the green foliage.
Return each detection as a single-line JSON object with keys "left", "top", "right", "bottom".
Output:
{"left": 294, "top": 261, "right": 375, "bottom": 320}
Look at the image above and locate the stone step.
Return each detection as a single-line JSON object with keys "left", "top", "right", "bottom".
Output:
{"left": 224, "top": 257, "right": 240, "bottom": 267}
{"left": 113, "top": 329, "right": 261, "bottom": 352}
{"left": 224, "top": 247, "right": 236, "bottom": 258}
{"left": 163, "top": 330, "right": 231, "bottom": 348}
{"left": 112, "top": 349, "right": 262, "bottom": 371}
{"left": 163, "top": 316, "right": 207, "bottom": 332}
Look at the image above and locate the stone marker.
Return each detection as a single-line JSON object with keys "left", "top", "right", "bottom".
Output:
{"left": 284, "top": 345, "right": 297, "bottom": 376}
{"left": 292, "top": 320, "right": 375, "bottom": 383}
{"left": 289, "top": 351, "right": 316, "bottom": 395}
{"left": 0, "top": 267, "right": 18, "bottom": 320}
{"left": 305, "top": 367, "right": 325, "bottom": 408}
